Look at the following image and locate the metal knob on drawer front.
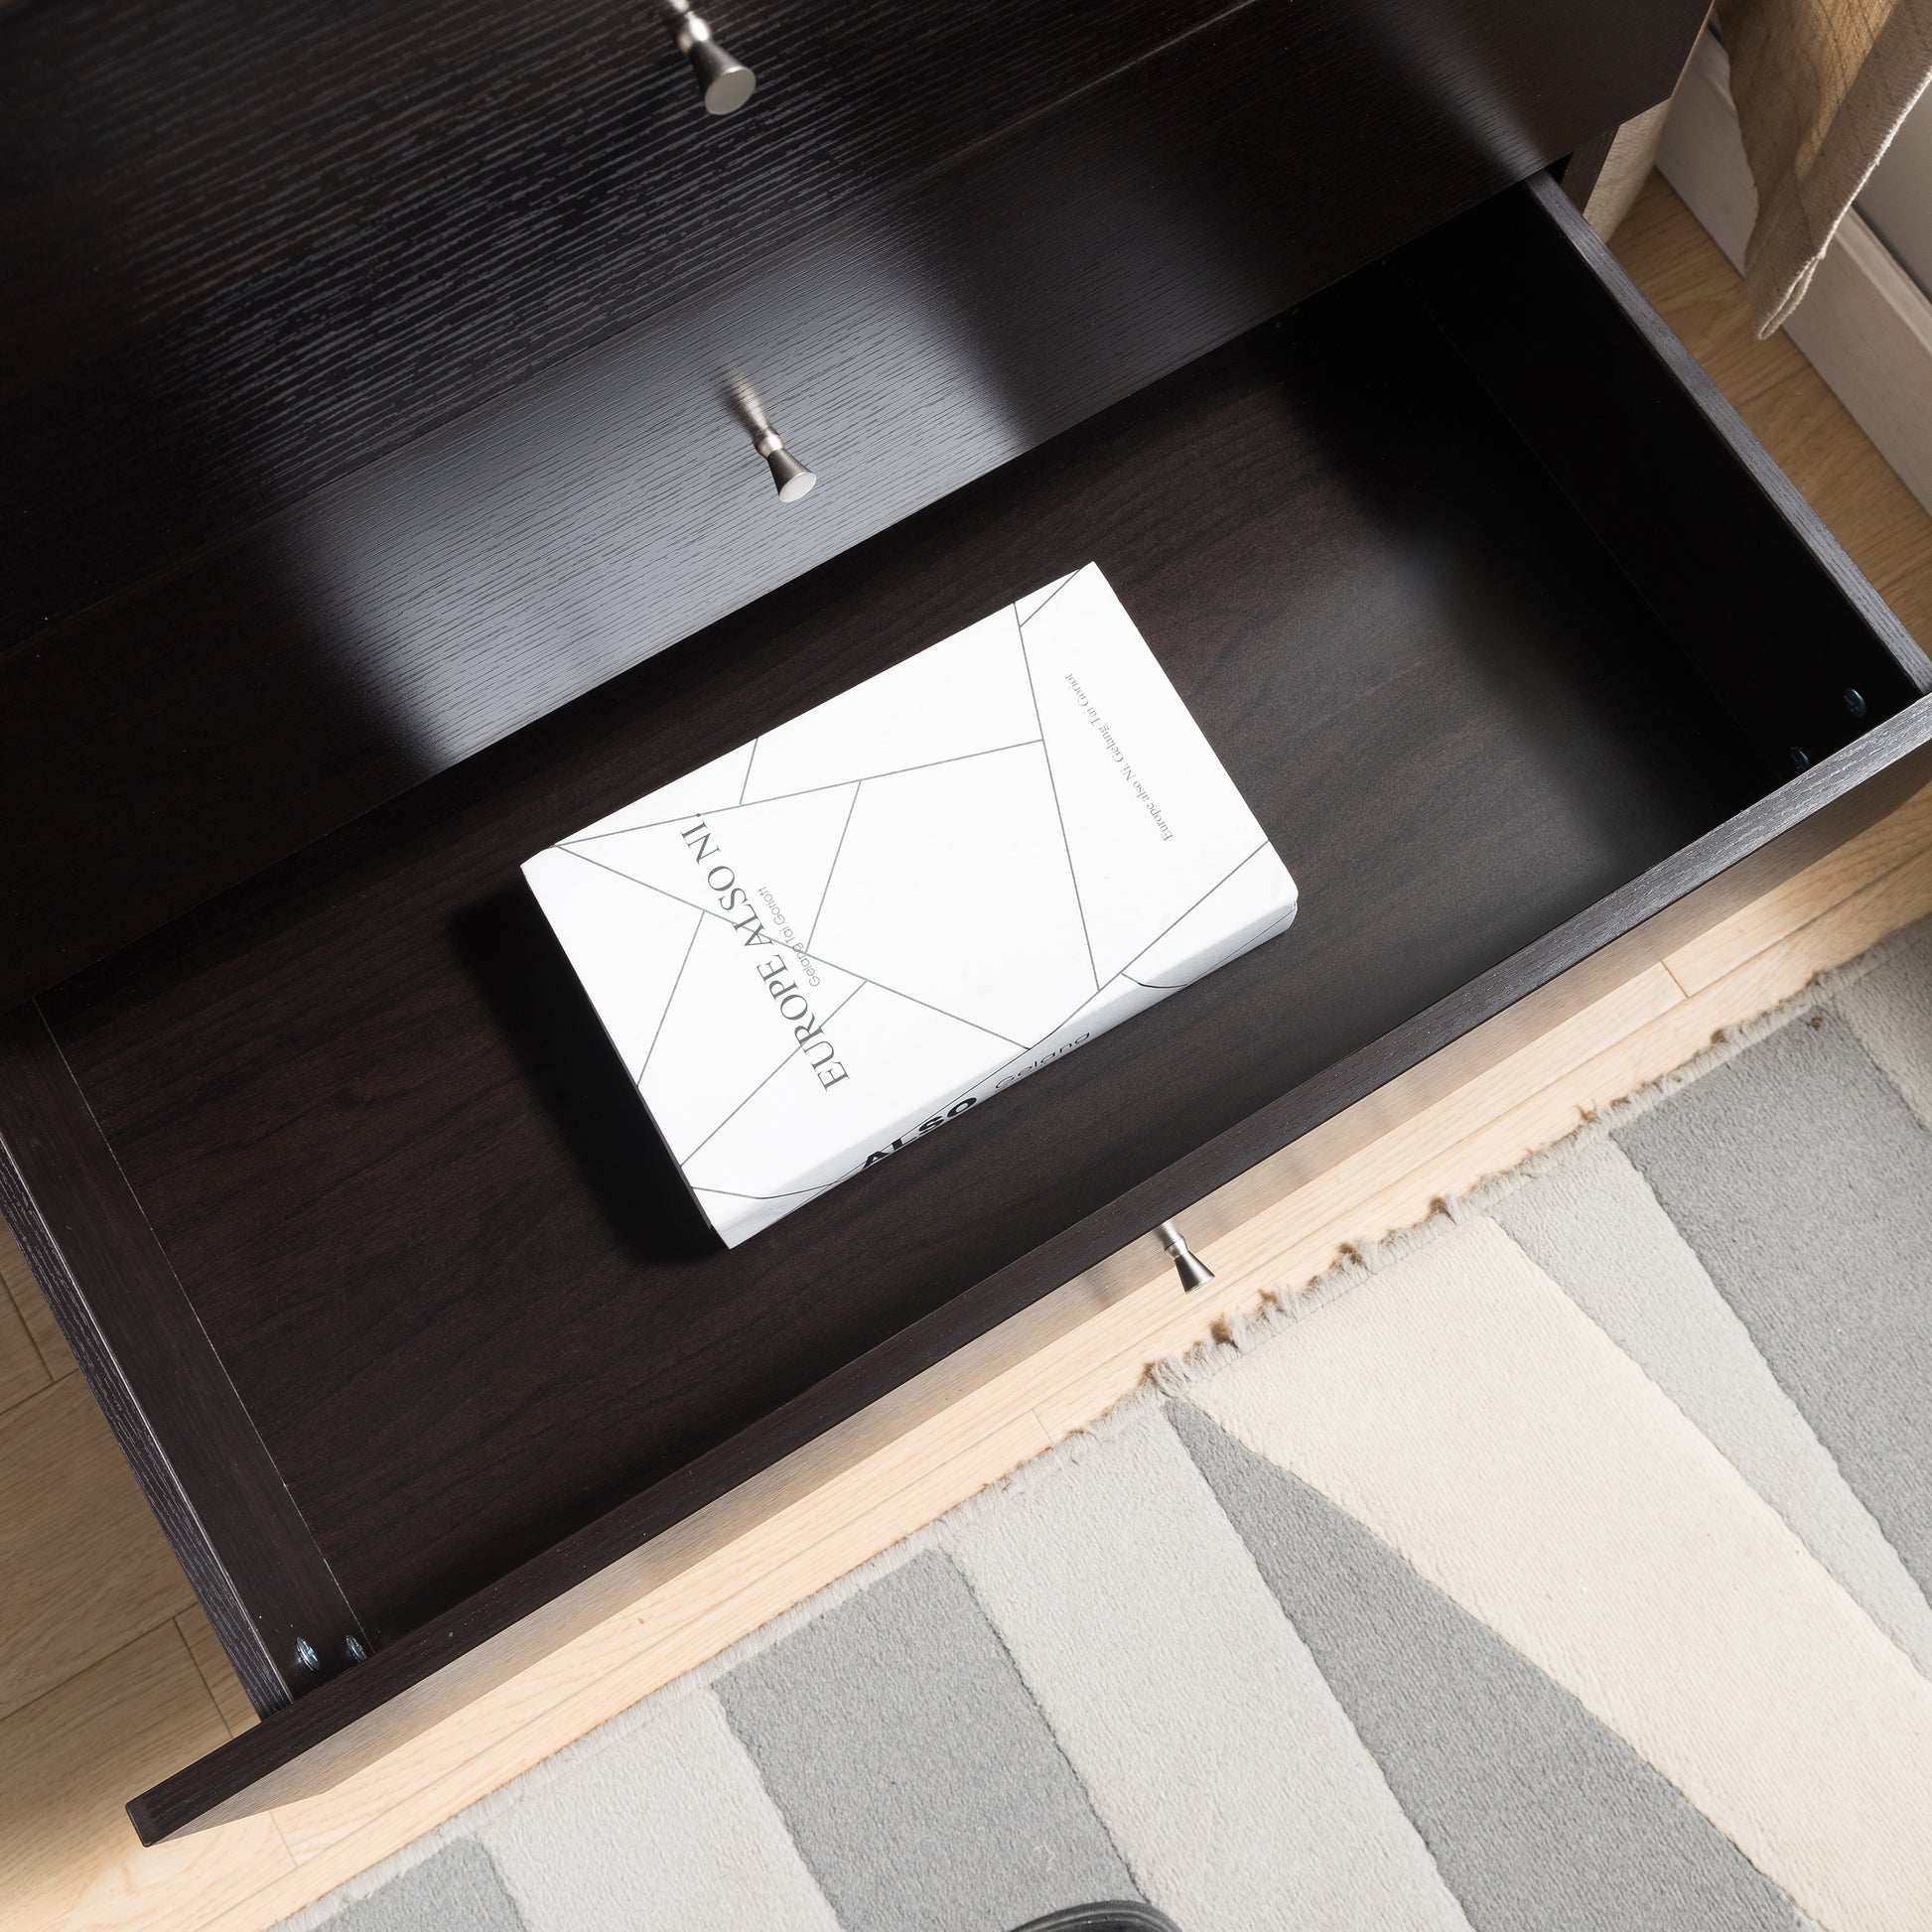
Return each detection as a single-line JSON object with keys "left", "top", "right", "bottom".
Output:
{"left": 658, "top": 0, "right": 756, "bottom": 114}
{"left": 755, "top": 425, "right": 817, "bottom": 501}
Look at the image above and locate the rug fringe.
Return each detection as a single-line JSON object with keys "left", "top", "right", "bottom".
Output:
{"left": 1144, "top": 908, "right": 1929, "bottom": 1404}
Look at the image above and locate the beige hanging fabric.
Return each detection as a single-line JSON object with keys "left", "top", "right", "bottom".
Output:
{"left": 1721, "top": 0, "right": 1932, "bottom": 334}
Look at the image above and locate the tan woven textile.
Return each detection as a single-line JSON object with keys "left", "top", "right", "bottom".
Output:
{"left": 1721, "top": 0, "right": 1932, "bottom": 333}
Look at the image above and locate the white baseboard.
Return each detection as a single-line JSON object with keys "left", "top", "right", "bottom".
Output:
{"left": 1657, "top": 30, "right": 1932, "bottom": 519}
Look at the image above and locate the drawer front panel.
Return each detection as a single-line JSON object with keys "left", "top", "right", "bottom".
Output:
{"left": 0, "top": 0, "right": 1231, "bottom": 647}
{"left": 1, "top": 0, "right": 1712, "bottom": 1009}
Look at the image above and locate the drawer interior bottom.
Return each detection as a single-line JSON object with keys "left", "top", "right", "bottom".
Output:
{"left": 47, "top": 212, "right": 1814, "bottom": 1650}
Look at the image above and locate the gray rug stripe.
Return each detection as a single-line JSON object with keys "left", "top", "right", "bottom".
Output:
{"left": 943, "top": 1405, "right": 1473, "bottom": 1932}
{"left": 1838, "top": 915, "right": 1932, "bottom": 1133}
{"left": 1490, "top": 1141, "right": 1932, "bottom": 1677}
{"left": 716, "top": 1549, "right": 1135, "bottom": 1932}
{"left": 1170, "top": 1400, "right": 1804, "bottom": 1932}
{"left": 316, "top": 1840, "right": 526, "bottom": 1932}
{"left": 1617, "top": 1012, "right": 1932, "bottom": 1596}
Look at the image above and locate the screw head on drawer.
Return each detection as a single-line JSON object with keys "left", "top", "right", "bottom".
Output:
{"left": 294, "top": 1638, "right": 321, "bottom": 1672}
{"left": 1789, "top": 746, "right": 1811, "bottom": 771}
{"left": 1844, "top": 687, "right": 1867, "bottom": 719}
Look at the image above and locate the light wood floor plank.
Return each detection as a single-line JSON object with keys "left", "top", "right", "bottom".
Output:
{"left": 0, "top": 1268, "right": 50, "bottom": 1416}
{"left": 178, "top": 1609, "right": 259, "bottom": 1741}
{"left": 0, "top": 1624, "right": 292, "bottom": 1932}
{"left": 1612, "top": 175, "right": 1932, "bottom": 655}
{"left": 1737, "top": 367, "right": 1932, "bottom": 605}
{"left": 0, "top": 1211, "right": 74, "bottom": 1382}
{"left": 1610, "top": 176, "right": 1806, "bottom": 407}
{"left": 1665, "top": 779, "right": 1932, "bottom": 992}
{"left": 1880, "top": 550, "right": 1932, "bottom": 648}
{"left": 0, "top": 1376, "right": 197, "bottom": 1724}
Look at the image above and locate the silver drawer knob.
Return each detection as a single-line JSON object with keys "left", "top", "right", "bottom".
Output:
{"left": 659, "top": 0, "right": 756, "bottom": 115}
{"left": 755, "top": 426, "right": 816, "bottom": 502}
{"left": 1157, "top": 1219, "right": 1214, "bottom": 1292}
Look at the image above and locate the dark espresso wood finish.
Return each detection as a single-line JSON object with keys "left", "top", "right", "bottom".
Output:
{"left": 0, "top": 1007, "right": 367, "bottom": 1714}
{"left": 1402, "top": 181, "right": 1932, "bottom": 756}
{"left": 54, "top": 233, "right": 1778, "bottom": 1644}
{"left": 0, "top": 0, "right": 1715, "bottom": 1012}
{"left": 0, "top": 0, "right": 1234, "bottom": 646}
{"left": 115, "top": 706, "right": 1932, "bottom": 1847}
{"left": 0, "top": 179, "right": 1916, "bottom": 1838}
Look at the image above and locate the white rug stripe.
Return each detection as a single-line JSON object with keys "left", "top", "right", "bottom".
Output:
{"left": 942, "top": 1407, "right": 1473, "bottom": 1932}
{"left": 1490, "top": 1140, "right": 1932, "bottom": 1678}
{"left": 1188, "top": 1218, "right": 1932, "bottom": 1932}
{"left": 475, "top": 1689, "right": 840, "bottom": 1932}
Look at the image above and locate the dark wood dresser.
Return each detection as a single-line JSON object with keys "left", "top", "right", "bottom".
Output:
{"left": 3, "top": 0, "right": 1927, "bottom": 1842}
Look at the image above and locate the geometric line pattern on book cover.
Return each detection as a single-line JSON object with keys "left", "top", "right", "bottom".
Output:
{"left": 1122, "top": 844, "right": 1298, "bottom": 990}
{"left": 557, "top": 741, "right": 757, "bottom": 844}
{"left": 1020, "top": 567, "right": 1271, "bottom": 986}
{"left": 807, "top": 781, "right": 863, "bottom": 954}
{"left": 639, "top": 907, "right": 706, "bottom": 1083}
{"left": 1119, "top": 841, "right": 1269, "bottom": 986}
{"left": 741, "top": 599, "right": 1045, "bottom": 805}
{"left": 1125, "top": 904, "right": 1298, "bottom": 991}
{"left": 558, "top": 740, "right": 1046, "bottom": 849}
{"left": 525, "top": 562, "right": 1298, "bottom": 1245}
{"left": 1015, "top": 595, "right": 1100, "bottom": 997}
{"left": 677, "top": 980, "right": 873, "bottom": 1170}
{"left": 558, "top": 846, "right": 1029, "bottom": 1052}
{"left": 805, "top": 741, "right": 1093, "bottom": 1045}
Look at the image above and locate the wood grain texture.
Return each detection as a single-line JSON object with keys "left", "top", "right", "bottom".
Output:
{"left": 1738, "top": 369, "right": 1932, "bottom": 607}
{"left": 1614, "top": 177, "right": 1812, "bottom": 403}
{"left": 0, "top": 0, "right": 1715, "bottom": 1010}
{"left": 0, "top": 1008, "right": 366, "bottom": 1715}
{"left": 1885, "top": 554, "right": 1932, "bottom": 649}
{"left": 1612, "top": 172, "right": 1932, "bottom": 658}
{"left": 1654, "top": 28, "right": 1932, "bottom": 525}
{"left": 0, "top": 1625, "right": 291, "bottom": 1932}
{"left": 12, "top": 156, "right": 1932, "bottom": 1930}
{"left": 66, "top": 229, "right": 1774, "bottom": 1652}
{"left": 0, "top": 1213, "right": 77, "bottom": 1383}
{"left": 1664, "top": 779, "right": 1932, "bottom": 990}
{"left": 0, "top": 0, "right": 1231, "bottom": 644}
{"left": 178, "top": 1612, "right": 261, "bottom": 1742}
{"left": 0, "top": 1264, "right": 49, "bottom": 1415}
{"left": 0, "top": 1376, "right": 193, "bottom": 1724}
{"left": 1402, "top": 177, "right": 1931, "bottom": 753}
{"left": 60, "top": 183, "right": 1929, "bottom": 1837}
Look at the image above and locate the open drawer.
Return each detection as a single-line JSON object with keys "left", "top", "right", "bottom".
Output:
{"left": 5, "top": 175, "right": 1930, "bottom": 1843}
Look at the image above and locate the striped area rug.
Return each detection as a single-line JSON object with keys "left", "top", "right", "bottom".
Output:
{"left": 287, "top": 916, "right": 1932, "bottom": 1932}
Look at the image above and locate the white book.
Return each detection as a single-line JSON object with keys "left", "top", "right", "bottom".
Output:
{"left": 523, "top": 563, "right": 1298, "bottom": 1247}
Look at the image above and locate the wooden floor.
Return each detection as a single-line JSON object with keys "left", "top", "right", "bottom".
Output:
{"left": 7, "top": 173, "right": 1932, "bottom": 1932}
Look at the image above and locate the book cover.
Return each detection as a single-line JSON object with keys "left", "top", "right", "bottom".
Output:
{"left": 522, "top": 563, "right": 1297, "bottom": 1246}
